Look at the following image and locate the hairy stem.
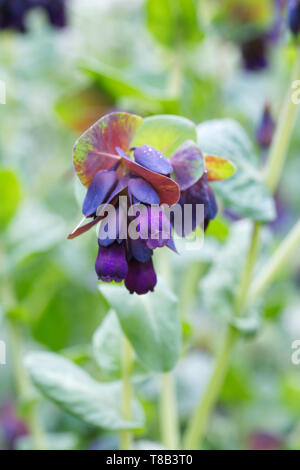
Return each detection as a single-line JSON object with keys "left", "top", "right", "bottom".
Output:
{"left": 160, "top": 372, "right": 180, "bottom": 449}
{"left": 120, "top": 335, "right": 134, "bottom": 450}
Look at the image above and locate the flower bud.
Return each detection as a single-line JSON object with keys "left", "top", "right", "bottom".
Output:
{"left": 287, "top": 0, "right": 300, "bottom": 36}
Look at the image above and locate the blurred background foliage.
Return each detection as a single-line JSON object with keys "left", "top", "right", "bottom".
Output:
{"left": 1, "top": 0, "right": 300, "bottom": 450}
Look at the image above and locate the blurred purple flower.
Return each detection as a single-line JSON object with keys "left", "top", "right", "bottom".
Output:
{"left": 256, "top": 102, "right": 276, "bottom": 149}
{"left": 0, "top": 0, "right": 67, "bottom": 33}
{"left": 247, "top": 431, "right": 284, "bottom": 450}
{"left": 287, "top": 0, "right": 300, "bottom": 35}
{"left": 0, "top": 402, "right": 28, "bottom": 450}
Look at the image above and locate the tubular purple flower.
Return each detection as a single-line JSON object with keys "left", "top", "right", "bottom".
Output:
{"left": 95, "top": 242, "right": 128, "bottom": 283}
{"left": 125, "top": 258, "right": 157, "bottom": 295}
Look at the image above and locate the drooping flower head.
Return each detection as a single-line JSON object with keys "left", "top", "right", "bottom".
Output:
{"left": 0, "top": 0, "right": 67, "bottom": 32}
{"left": 69, "top": 112, "right": 234, "bottom": 295}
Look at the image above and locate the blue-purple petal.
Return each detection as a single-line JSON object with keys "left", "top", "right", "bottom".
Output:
{"left": 128, "top": 177, "right": 160, "bottom": 205}
{"left": 129, "top": 238, "right": 153, "bottom": 263}
{"left": 82, "top": 170, "right": 117, "bottom": 217}
{"left": 134, "top": 145, "right": 173, "bottom": 175}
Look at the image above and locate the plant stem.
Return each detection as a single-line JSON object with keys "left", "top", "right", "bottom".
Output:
{"left": 8, "top": 320, "right": 47, "bottom": 450}
{"left": 120, "top": 335, "right": 134, "bottom": 450}
{"left": 264, "top": 47, "right": 300, "bottom": 192}
{"left": 249, "top": 218, "right": 300, "bottom": 303}
{"left": 160, "top": 372, "right": 180, "bottom": 449}
{"left": 184, "top": 46, "right": 300, "bottom": 450}
{"left": 234, "top": 223, "right": 261, "bottom": 316}
{"left": 183, "top": 326, "right": 238, "bottom": 450}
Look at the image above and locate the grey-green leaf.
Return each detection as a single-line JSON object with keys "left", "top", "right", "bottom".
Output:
{"left": 197, "top": 119, "right": 275, "bottom": 222}
{"left": 99, "top": 278, "right": 181, "bottom": 372}
{"left": 25, "top": 352, "right": 144, "bottom": 430}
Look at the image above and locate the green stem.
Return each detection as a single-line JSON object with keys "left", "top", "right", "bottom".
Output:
{"left": 234, "top": 223, "right": 261, "bottom": 316}
{"left": 249, "top": 218, "right": 300, "bottom": 303}
{"left": 264, "top": 47, "right": 300, "bottom": 192}
{"left": 183, "top": 326, "right": 238, "bottom": 450}
{"left": 184, "top": 46, "right": 300, "bottom": 450}
{"left": 120, "top": 335, "right": 134, "bottom": 450}
{"left": 160, "top": 372, "right": 180, "bottom": 449}
{"left": 9, "top": 321, "right": 47, "bottom": 450}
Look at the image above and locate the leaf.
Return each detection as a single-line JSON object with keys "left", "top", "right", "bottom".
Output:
{"left": 55, "top": 85, "right": 114, "bottom": 133}
{"left": 146, "top": 0, "right": 203, "bottom": 48}
{"left": 25, "top": 352, "right": 144, "bottom": 430}
{"left": 99, "top": 278, "right": 181, "bottom": 372}
{"left": 197, "top": 119, "right": 275, "bottom": 222}
{"left": 204, "top": 154, "right": 236, "bottom": 182}
{"left": 93, "top": 310, "right": 122, "bottom": 374}
{"left": 73, "top": 112, "right": 143, "bottom": 187}
{"left": 132, "top": 115, "right": 197, "bottom": 157}
{"left": 0, "top": 168, "right": 22, "bottom": 229}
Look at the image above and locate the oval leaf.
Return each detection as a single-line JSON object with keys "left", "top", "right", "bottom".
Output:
{"left": 197, "top": 119, "right": 275, "bottom": 222}
{"left": 25, "top": 352, "right": 144, "bottom": 430}
{"left": 99, "top": 278, "right": 181, "bottom": 372}
{"left": 0, "top": 168, "right": 22, "bottom": 229}
{"left": 93, "top": 310, "right": 122, "bottom": 374}
{"left": 131, "top": 115, "right": 197, "bottom": 157}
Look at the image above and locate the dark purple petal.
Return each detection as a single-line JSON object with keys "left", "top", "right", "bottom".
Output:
{"left": 95, "top": 242, "right": 128, "bottom": 283}
{"left": 256, "top": 102, "right": 275, "bottom": 149}
{"left": 241, "top": 35, "right": 269, "bottom": 71}
{"left": 134, "top": 145, "right": 173, "bottom": 175}
{"left": 128, "top": 177, "right": 160, "bottom": 205}
{"left": 176, "top": 175, "right": 218, "bottom": 236}
{"left": 167, "top": 236, "right": 178, "bottom": 253}
{"left": 44, "top": 0, "right": 67, "bottom": 28}
{"left": 125, "top": 258, "right": 157, "bottom": 295}
{"left": 170, "top": 141, "right": 204, "bottom": 190}
{"left": 82, "top": 170, "right": 117, "bottom": 217}
{"left": 129, "top": 238, "right": 153, "bottom": 263}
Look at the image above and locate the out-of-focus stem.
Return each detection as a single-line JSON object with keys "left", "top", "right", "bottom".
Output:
{"left": 264, "top": 48, "right": 300, "bottom": 192}
{"left": 160, "top": 372, "right": 180, "bottom": 449}
{"left": 9, "top": 321, "right": 47, "bottom": 450}
{"left": 120, "top": 335, "right": 134, "bottom": 450}
{"left": 183, "top": 326, "right": 238, "bottom": 450}
{"left": 249, "top": 218, "right": 300, "bottom": 303}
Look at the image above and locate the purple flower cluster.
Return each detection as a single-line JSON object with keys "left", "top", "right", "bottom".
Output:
{"left": 0, "top": 0, "right": 67, "bottom": 32}
{"left": 69, "top": 113, "right": 233, "bottom": 295}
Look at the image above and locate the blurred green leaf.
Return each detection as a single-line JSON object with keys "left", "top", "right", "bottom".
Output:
{"left": 0, "top": 168, "right": 22, "bottom": 229}
{"left": 99, "top": 279, "right": 181, "bottom": 372}
{"left": 132, "top": 115, "right": 197, "bottom": 157}
{"left": 25, "top": 352, "right": 144, "bottom": 430}
{"left": 16, "top": 433, "right": 79, "bottom": 451}
{"left": 146, "top": 0, "right": 203, "bottom": 48}
{"left": 55, "top": 85, "right": 114, "bottom": 133}
{"left": 93, "top": 310, "right": 122, "bottom": 375}
{"left": 197, "top": 119, "right": 275, "bottom": 222}
{"left": 201, "top": 220, "right": 262, "bottom": 326}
